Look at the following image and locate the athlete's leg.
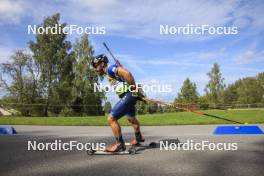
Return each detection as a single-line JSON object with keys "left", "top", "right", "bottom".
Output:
{"left": 127, "top": 117, "right": 145, "bottom": 145}
{"left": 127, "top": 117, "right": 141, "bottom": 133}
{"left": 107, "top": 114, "right": 124, "bottom": 143}
{"left": 105, "top": 94, "right": 130, "bottom": 152}
{"left": 104, "top": 114, "right": 126, "bottom": 152}
{"left": 125, "top": 95, "right": 145, "bottom": 144}
{"left": 126, "top": 104, "right": 141, "bottom": 134}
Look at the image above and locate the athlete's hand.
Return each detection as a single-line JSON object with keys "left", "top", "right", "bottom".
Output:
{"left": 131, "top": 84, "right": 146, "bottom": 98}
{"left": 130, "top": 85, "right": 138, "bottom": 97}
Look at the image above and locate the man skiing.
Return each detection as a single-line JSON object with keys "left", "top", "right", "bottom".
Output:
{"left": 91, "top": 54, "right": 145, "bottom": 152}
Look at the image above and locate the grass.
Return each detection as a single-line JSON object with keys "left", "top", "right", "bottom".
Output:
{"left": 0, "top": 109, "right": 263, "bottom": 126}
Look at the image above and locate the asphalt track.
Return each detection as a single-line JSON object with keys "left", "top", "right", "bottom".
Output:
{"left": 0, "top": 125, "right": 263, "bottom": 176}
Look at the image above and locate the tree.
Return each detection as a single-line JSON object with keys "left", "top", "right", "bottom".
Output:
{"left": 222, "top": 84, "right": 238, "bottom": 104}
{"left": 176, "top": 78, "right": 199, "bottom": 103}
{"left": 147, "top": 102, "right": 158, "bottom": 114}
{"left": 157, "top": 105, "right": 163, "bottom": 113}
{"left": 257, "top": 72, "right": 264, "bottom": 103}
{"left": 104, "top": 102, "right": 112, "bottom": 114}
{"left": 236, "top": 77, "right": 262, "bottom": 104}
{"left": 204, "top": 63, "right": 225, "bottom": 104}
{"left": 72, "top": 34, "right": 104, "bottom": 115}
{"left": 0, "top": 50, "right": 41, "bottom": 115}
{"left": 136, "top": 101, "right": 148, "bottom": 114}
{"left": 198, "top": 95, "right": 209, "bottom": 110}
{"left": 29, "top": 13, "right": 73, "bottom": 116}
{"left": 222, "top": 72, "right": 264, "bottom": 106}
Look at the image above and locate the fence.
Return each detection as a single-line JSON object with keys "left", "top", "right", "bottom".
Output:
{"left": 1, "top": 102, "right": 264, "bottom": 116}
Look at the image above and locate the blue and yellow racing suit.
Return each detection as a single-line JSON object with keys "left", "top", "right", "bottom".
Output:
{"left": 107, "top": 64, "right": 137, "bottom": 119}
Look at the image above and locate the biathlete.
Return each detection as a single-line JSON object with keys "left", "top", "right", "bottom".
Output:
{"left": 91, "top": 54, "right": 145, "bottom": 152}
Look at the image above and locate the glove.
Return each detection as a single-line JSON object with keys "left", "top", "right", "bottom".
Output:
{"left": 131, "top": 84, "right": 147, "bottom": 102}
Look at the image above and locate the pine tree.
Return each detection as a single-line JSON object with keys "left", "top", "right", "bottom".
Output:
{"left": 176, "top": 78, "right": 199, "bottom": 103}
{"left": 72, "top": 34, "right": 104, "bottom": 115}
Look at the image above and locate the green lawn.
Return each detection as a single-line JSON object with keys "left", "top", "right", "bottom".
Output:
{"left": 0, "top": 109, "right": 263, "bottom": 126}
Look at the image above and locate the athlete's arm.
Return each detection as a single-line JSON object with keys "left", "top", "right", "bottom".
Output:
{"left": 116, "top": 67, "right": 136, "bottom": 88}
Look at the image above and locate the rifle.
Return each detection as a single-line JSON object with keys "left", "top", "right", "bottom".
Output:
{"left": 103, "top": 42, "right": 122, "bottom": 67}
